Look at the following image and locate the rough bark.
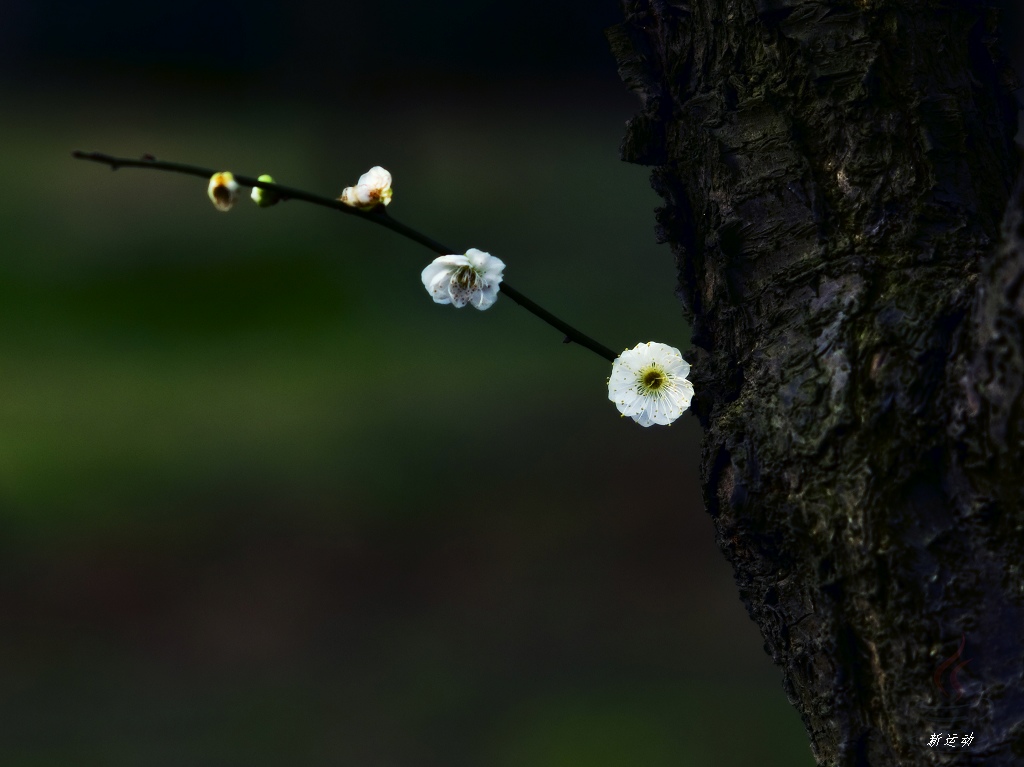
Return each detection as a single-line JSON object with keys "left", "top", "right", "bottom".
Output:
{"left": 609, "top": 1, "right": 1024, "bottom": 764}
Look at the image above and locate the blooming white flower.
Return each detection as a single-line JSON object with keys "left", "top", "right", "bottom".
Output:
{"left": 207, "top": 171, "right": 239, "bottom": 211}
{"left": 608, "top": 342, "right": 694, "bottom": 427}
{"left": 250, "top": 174, "right": 281, "bottom": 207}
{"left": 340, "top": 166, "right": 393, "bottom": 209}
{"left": 421, "top": 248, "right": 506, "bottom": 310}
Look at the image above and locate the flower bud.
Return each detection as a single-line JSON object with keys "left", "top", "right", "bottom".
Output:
{"left": 339, "top": 166, "right": 393, "bottom": 209}
{"left": 250, "top": 174, "right": 281, "bottom": 207}
{"left": 207, "top": 171, "right": 239, "bottom": 212}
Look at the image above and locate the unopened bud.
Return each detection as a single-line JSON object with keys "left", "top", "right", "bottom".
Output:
{"left": 251, "top": 174, "right": 281, "bottom": 207}
{"left": 207, "top": 171, "right": 239, "bottom": 212}
{"left": 339, "top": 166, "right": 393, "bottom": 210}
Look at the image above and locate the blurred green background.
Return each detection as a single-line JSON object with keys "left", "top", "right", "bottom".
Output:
{"left": 15, "top": 1, "right": 1024, "bottom": 765}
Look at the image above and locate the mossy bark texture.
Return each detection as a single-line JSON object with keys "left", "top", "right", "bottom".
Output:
{"left": 609, "top": 1, "right": 1024, "bottom": 764}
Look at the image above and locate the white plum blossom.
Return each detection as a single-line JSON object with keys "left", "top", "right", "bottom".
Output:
{"left": 608, "top": 341, "right": 694, "bottom": 427}
{"left": 207, "top": 171, "right": 239, "bottom": 211}
{"left": 421, "top": 248, "right": 505, "bottom": 310}
{"left": 340, "top": 166, "right": 393, "bottom": 209}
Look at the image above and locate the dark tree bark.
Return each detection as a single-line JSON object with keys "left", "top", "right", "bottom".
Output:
{"left": 608, "top": 0, "right": 1024, "bottom": 763}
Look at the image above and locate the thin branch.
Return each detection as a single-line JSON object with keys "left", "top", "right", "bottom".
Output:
{"left": 72, "top": 150, "right": 618, "bottom": 363}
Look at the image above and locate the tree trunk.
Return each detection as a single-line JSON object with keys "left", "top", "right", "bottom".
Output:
{"left": 608, "top": 0, "right": 1024, "bottom": 763}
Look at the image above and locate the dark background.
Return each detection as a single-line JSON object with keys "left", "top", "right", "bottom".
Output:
{"left": 0, "top": 3, "right": 1020, "bottom": 765}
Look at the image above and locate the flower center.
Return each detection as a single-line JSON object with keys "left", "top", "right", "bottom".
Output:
{"left": 641, "top": 368, "right": 666, "bottom": 391}
{"left": 454, "top": 266, "right": 479, "bottom": 289}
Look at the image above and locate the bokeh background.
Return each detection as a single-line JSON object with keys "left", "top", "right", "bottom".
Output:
{"left": 1, "top": 3, "right": 1021, "bottom": 765}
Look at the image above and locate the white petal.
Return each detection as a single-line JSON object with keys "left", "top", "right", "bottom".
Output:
{"left": 421, "top": 261, "right": 450, "bottom": 288}
{"left": 646, "top": 341, "right": 678, "bottom": 358}
{"left": 422, "top": 263, "right": 456, "bottom": 304}
{"left": 660, "top": 401, "right": 687, "bottom": 423}
{"left": 358, "top": 166, "right": 392, "bottom": 191}
{"left": 436, "top": 255, "right": 471, "bottom": 269}
{"left": 353, "top": 184, "right": 374, "bottom": 204}
{"left": 632, "top": 406, "right": 656, "bottom": 427}
{"left": 651, "top": 381, "right": 693, "bottom": 425}
{"left": 422, "top": 256, "right": 473, "bottom": 305}
{"left": 448, "top": 279, "right": 470, "bottom": 307}
{"left": 608, "top": 357, "right": 640, "bottom": 392}
{"left": 678, "top": 377, "right": 696, "bottom": 402}
{"left": 483, "top": 267, "right": 505, "bottom": 287}
{"left": 474, "top": 285, "right": 498, "bottom": 310}
{"left": 667, "top": 379, "right": 695, "bottom": 411}
{"left": 607, "top": 372, "right": 637, "bottom": 401}
{"left": 465, "top": 248, "right": 490, "bottom": 269}
{"left": 663, "top": 357, "right": 690, "bottom": 379}
{"left": 631, "top": 343, "right": 656, "bottom": 367}
{"left": 429, "top": 270, "right": 453, "bottom": 292}
{"left": 430, "top": 287, "right": 453, "bottom": 304}
{"left": 466, "top": 249, "right": 505, "bottom": 280}
{"left": 608, "top": 386, "right": 636, "bottom": 406}
{"left": 646, "top": 398, "right": 673, "bottom": 425}
{"left": 611, "top": 360, "right": 640, "bottom": 381}
{"left": 430, "top": 275, "right": 454, "bottom": 304}
{"left": 619, "top": 394, "right": 648, "bottom": 418}
{"left": 616, "top": 347, "right": 645, "bottom": 371}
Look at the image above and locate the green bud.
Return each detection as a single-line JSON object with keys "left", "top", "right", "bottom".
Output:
{"left": 251, "top": 174, "right": 281, "bottom": 207}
